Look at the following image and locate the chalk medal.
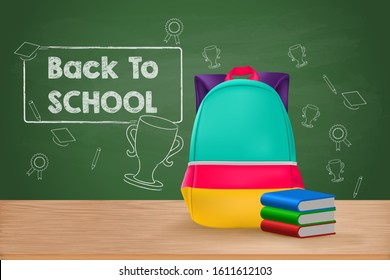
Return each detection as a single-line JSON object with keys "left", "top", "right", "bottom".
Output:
{"left": 26, "top": 153, "right": 49, "bottom": 180}
{"left": 329, "top": 124, "right": 351, "bottom": 151}
{"left": 163, "top": 18, "right": 183, "bottom": 45}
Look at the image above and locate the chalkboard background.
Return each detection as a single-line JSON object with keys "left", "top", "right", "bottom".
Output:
{"left": 1, "top": 0, "right": 389, "bottom": 199}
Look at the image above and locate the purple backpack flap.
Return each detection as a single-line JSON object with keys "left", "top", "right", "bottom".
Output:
{"left": 194, "top": 72, "right": 290, "bottom": 112}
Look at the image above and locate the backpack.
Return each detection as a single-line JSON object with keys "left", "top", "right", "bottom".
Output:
{"left": 181, "top": 66, "right": 304, "bottom": 228}
{"left": 194, "top": 72, "right": 290, "bottom": 112}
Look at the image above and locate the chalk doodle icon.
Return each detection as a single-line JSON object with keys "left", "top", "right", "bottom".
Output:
{"left": 163, "top": 18, "right": 184, "bottom": 45}
{"left": 51, "top": 127, "right": 76, "bottom": 147}
{"left": 288, "top": 44, "right": 308, "bottom": 68}
{"left": 202, "top": 45, "right": 221, "bottom": 69}
{"left": 14, "top": 42, "right": 40, "bottom": 61}
{"left": 301, "top": 104, "right": 320, "bottom": 128}
{"left": 326, "top": 159, "right": 345, "bottom": 183}
{"left": 124, "top": 115, "right": 184, "bottom": 191}
{"left": 353, "top": 176, "right": 363, "bottom": 198}
{"left": 329, "top": 124, "right": 352, "bottom": 151}
{"left": 26, "top": 153, "right": 49, "bottom": 180}
{"left": 341, "top": 91, "right": 367, "bottom": 110}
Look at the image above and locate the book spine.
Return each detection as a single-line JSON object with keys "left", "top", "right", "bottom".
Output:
{"left": 260, "top": 220, "right": 300, "bottom": 237}
{"left": 260, "top": 195, "right": 299, "bottom": 211}
{"left": 260, "top": 207, "right": 299, "bottom": 225}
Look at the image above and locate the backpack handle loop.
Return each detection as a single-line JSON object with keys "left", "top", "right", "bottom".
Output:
{"left": 225, "top": 66, "right": 260, "bottom": 81}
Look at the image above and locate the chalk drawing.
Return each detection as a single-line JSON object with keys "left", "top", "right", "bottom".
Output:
{"left": 28, "top": 100, "right": 41, "bottom": 121}
{"left": 91, "top": 148, "right": 102, "bottom": 170}
{"left": 301, "top": 104, "right": 320, "bottom": 128}
{"left": 202, "top": 45, "right": 221, "bottom": 69}
{"left": 124, "top": 115, "right": 184, "bottom": 191}
{"left": 322, "top": 74, "right": 337, "bottom": 94}
{"left": 163, "top": 18, "right": 184, "bottom": 45}
{"left": 14, "top": 42, "right": 40, "bottom": 61}
{"left": 26, "top": 153, "right": 49, "bottom": 180}
{"left": 51, "top": 127, "right": 76, "bottom": 147}
{"left": 288, "top": 44, "right": 308, "bottom": 68}
{"left": 329, "top": 124, "right": 352, "bottom": 151}
{"left": 341, "top": 91, "right": 367, "bottom": 110}
{"left": 326, "top": 159, "right": 345, "bottom": 183}
{"left": 353, "top": 176, "right": 363, "bottom": 198}
{"left": 20, "top": 46, "right": 183, "bottom": 124}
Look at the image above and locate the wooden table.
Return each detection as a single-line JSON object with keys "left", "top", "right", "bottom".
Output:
{"left": 0, "top": 201, "right": 389, "bottom": 260}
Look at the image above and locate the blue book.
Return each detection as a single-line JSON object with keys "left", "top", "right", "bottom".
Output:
{"left": 260, "top": 189, "right": 335, "bottom": 212}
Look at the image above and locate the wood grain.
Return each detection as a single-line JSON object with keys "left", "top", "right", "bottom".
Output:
{"left": 0, "top": 200, "right": 389, "bottom": 260}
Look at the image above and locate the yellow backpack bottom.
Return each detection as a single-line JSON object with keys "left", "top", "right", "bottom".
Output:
{"left": 181, "top": 187, "right": 290, "bottom": 228}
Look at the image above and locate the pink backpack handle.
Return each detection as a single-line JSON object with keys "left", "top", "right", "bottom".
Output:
{"left": 225, "top": 66, "right": 260, "bottom": 81}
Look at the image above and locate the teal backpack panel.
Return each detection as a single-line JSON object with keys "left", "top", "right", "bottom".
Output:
{"left": 189, "top": 79, "right": 296, "bottom": 162}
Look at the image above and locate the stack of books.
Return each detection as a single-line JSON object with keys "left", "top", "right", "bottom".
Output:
{"left": 260, "top": 189, "right": 336, "bottom": 238}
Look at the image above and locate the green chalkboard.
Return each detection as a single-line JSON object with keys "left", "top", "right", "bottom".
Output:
{"left": 1, "top": 0, "right": 389, "bottom": 199}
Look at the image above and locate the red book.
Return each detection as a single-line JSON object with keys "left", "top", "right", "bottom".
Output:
{"left": 261, "top": 219, "right": 336, "bottom": 238}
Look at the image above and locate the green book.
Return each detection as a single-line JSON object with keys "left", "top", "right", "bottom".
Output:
{"left": 260, "top": 206, "right": 336, "bottom": 226}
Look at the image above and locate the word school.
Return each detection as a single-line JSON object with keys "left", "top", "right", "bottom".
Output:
{"left": 47, "top": 56, "right": 158, "bottom": 114}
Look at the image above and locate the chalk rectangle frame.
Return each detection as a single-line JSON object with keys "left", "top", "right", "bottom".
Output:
{"left": 23, "top": 46, "right": 183, "bottom": 124}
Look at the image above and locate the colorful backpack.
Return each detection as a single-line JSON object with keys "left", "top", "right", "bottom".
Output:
{"left": 181, "top": 66, "right": 304, "bottom": 228}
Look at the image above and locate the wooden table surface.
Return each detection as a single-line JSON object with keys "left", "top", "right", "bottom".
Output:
{"left": 0, "top": 200, "right": 389, "bottom": 260}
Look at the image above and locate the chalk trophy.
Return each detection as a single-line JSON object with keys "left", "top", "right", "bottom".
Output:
{"left": 202, "top": 45, "right": 221, "bottom": 69}
{"left": 124, "top": 115, "right": 184, "bottom": 191}
{"left": 301, "top": 104, "right": 320, "bottom": 128}
{"left": 288, "top": 44, "right": 308, "bottom": 68}
{"left": 326, "top": 159, "right": 345, "bottom": 183}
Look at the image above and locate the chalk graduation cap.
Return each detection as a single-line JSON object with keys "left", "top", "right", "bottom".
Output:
{"left": 341, "top": 91, "right": 367, "bottom": 110}
{"left": 51, "top": 128, "right": 76, "bottom": 147}
{"left": 14, "top": 42, "right": 40, "bottom": 61}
